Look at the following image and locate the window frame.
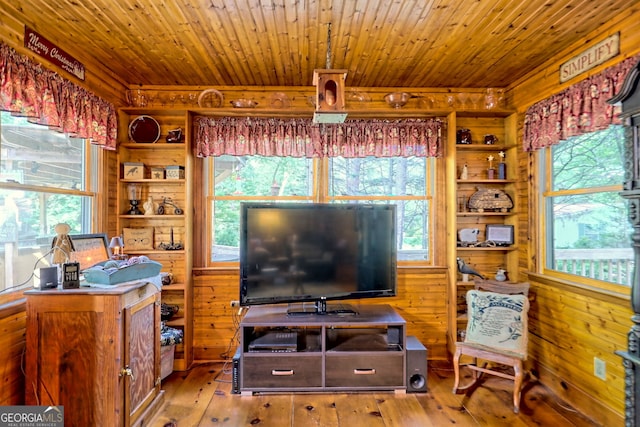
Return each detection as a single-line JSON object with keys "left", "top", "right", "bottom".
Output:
{"left": 0, "top": 117, "right": 100, "bottom": 297}
{"left": 538, "top": 127, "right": 631, "bottom": 294}
{"left": 205, "top": 155, "right": 437, "bottom": 267}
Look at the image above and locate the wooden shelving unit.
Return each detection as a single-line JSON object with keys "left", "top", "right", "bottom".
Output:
{"left": 446, "top": 111, "right": 519, "bottom": 352}
{"left": 116, "top": 108, "right": 194, "bottom": 371}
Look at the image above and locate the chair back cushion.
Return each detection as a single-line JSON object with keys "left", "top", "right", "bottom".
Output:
{"left": 465, "top": 289, "right": 529, "bottom": 358}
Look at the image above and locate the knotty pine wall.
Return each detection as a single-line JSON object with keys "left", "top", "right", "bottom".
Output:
{"left": 0, "top": 299, "right": 26, "bottom": 405}
{"left": 508, "top": 9, "right": 640, "bottom": 426}
{"left": 0, "top": 8, "right": 638, "bottom": 426}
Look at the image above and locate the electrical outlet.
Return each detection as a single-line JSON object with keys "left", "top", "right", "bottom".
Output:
{"left": 594, "top": 357, "right": 606, "bottom": 380}
{"left": 230, "top": 300, "right": 240, "bottom": 308}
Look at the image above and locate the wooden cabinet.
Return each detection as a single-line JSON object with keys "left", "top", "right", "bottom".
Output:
{"left": 25, "top": 282, "right": 164, "bottom": 427}
{"left": 446, "top": 111, "right": 519, "bottom": 351}
{"left": 116, "top": 108, "right": 193, "bottom": 371}
{"left": 239, "top": 304, "right": 406, "bottom": 394}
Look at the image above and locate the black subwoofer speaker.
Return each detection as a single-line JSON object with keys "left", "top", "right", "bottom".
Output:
{"left": 406, "top": 335, "right": 427, "bottom": 393}
{"left": 232, "top": 347, "right": 241, "bottom": 394}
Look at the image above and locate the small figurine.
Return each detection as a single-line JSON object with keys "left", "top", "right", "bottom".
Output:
{"left": 51, "top": 223, "right": 75, "bottom": 264}
{"left": 143, "top": 196, "right": 157, "bottom": 216}
{"left": 460, "top": 163, "right": 469, "bottom": 180}
{"left": 456, "top": 257, "right": 485, "bottom": 282}
{"left": 157, "top": 197, "right": 184, "bottom": 215}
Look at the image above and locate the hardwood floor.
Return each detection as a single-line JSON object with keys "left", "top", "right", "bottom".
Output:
{"left": 148, "top": 360, "right": 601, "bottom": 427}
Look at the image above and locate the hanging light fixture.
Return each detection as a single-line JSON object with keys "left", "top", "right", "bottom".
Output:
{"left": 313, "top": 23, "right": 348, "bottom": 124}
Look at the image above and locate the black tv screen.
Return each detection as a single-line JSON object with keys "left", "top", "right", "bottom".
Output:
{"left": 239, "top": 203, "right": 397, "bottom": 314}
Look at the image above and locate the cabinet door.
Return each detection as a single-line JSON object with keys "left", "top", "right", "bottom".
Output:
{"left": 25, "top": 294, "right": 119, "bottom": 426}
{"left": 124, "top": 292, "right": 161, "bottom": 426}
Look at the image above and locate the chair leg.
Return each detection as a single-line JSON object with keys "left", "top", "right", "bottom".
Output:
{"left": 452, "top": 347, "right": 462, "bottom": 393}
{"left": 512, "top": 360, "right": 523, "bottom": 414}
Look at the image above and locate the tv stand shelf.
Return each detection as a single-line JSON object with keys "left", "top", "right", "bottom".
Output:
{"left": 239, "top": 304, "right": 406, "bottom": 394}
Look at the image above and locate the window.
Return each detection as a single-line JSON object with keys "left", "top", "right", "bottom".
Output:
{"left": 541, "top": 125, "right": 632, "bottom": 287}
{"left": 208, "top": 155, "right": 435, "bottom": 264}
{"left": 328, "top": 157, "right": 433, "bottom": 261}
{"left": 211, "top": 155, "right": 314, "bottom": 262}
{"left": 0, "top": 112, "right": 98, "bottom": 292}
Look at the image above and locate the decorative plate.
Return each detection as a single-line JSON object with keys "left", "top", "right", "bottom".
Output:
{"left": 269, "top": 92, "right": 291, "bottom": 108}
{"left": 128, "top": 115, "right": 161, "bottom": 143}
{"left": 197, "top": 88, "right": 224, "bottom": 108}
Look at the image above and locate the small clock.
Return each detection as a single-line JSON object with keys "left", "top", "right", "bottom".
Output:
{"left": 62, "top": 262, "right": 80, "bottom": 289}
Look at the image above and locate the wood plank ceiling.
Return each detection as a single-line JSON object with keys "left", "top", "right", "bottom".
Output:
{"left": 0, "top": 0, "right": 636, "bottom": 89}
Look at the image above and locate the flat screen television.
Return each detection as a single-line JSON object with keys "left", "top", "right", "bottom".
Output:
{"left": 239, "top": 203, "right": 397, "bottom": 315}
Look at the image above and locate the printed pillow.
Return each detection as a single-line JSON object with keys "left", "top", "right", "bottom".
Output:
{"left": 465, "top": 289, "right": 529, "bottom": 358}
{"left": 123, "top": 227, "right": 154, "bottom": 251}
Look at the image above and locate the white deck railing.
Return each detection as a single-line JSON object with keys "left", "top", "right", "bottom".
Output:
{"left": 554, "top": 248, "right": 634, "bottom": 286}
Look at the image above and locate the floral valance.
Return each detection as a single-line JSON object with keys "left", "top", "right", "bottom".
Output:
{"left": 522, "top": 54, "right": 640, "bottom": 152}
{"left": 193, "top": 116, "right": 442, "bottom": 158}
{"left": 0, "top": 42, "right": 117, "bottom": 149}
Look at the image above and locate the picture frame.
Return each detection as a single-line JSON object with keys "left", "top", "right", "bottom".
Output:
{"left": 69, "top": 233, "right": 112, "bottom": 271}
{"left": 485, "top": 224, "right": 514, "bottom": 246}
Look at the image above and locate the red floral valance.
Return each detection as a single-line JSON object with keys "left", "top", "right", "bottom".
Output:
{"left": 0, "top": 43, "right": 117, "bottom": 149}
{"left": 522, "top": 54, "right": 640, "bottom": 152}
{"left": 193, "top": 116, "right": 442, "bottom": 158}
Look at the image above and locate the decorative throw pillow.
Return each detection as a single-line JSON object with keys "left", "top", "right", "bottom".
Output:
{"left": 465, "top": 289, "right": 529, "bottom": 358}
{"left": 123, "top": 227, "right": 154, "bottom": 251}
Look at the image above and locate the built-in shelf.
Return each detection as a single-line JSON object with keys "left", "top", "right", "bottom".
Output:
{"left": 457, "top": 179, "right": 515, "bottom": 184}
{"left": 126, "top": 249, "right": 186, "bottom": 255}
{"left": 165, "top": 317, "right": 185, "bottom": 327}
{"left": 120, "top": 179, "right": 186, "bottom": 183}
{"left": 120, "top": 142, "right": 186, "bottom": 149}
{"left": 117, "top": 108, "right": 195, "bottom": 373}
{"left": 119, "top": 214, "right": 185, "bottom": 219}
{"left": 455, "top": 144, "right": 510, "bottom": 151}
{"left": 161, "top": 283, "right": 186, "bottom": 291}
{"left": 457, "top": 212, "right": 516, "bottom": 216}
{"left": 447, "top": 112, "right": 519, "bottom": 355}
{"left": 456, "top": 246, "right": 517, "bottom": 251}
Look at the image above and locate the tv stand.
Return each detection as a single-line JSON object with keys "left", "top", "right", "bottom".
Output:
{"left": 286, "top": 301, "right": 358, "bottom": 316}
{"left": 239, "top": 304, "right": 406, "bottom": 394}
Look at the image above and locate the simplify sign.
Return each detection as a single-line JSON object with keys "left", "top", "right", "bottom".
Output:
{"left": 560, "top": 33, "right": 619, "bottom": 83}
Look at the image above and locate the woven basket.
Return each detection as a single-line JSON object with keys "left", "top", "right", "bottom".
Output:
{"left": 468, "top": 188, "right": 513, "bottom": 212}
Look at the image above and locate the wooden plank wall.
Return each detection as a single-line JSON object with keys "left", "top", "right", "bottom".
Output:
{"left": 508, "top": 9, "right": 640, "bottom": 426}
{"left": 193, "top": 267, "right": 449, "bottom": 362}
{"left": 0, "top": 299, "right": 26, "bottom": 405}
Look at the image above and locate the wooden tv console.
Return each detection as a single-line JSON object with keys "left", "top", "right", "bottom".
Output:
{"left": 239, "top": 303, "right": 406, "bottom": 394}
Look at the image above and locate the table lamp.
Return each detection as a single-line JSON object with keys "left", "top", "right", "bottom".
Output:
{"left": 109, "top": 236, "right": 125, "bottom": 259}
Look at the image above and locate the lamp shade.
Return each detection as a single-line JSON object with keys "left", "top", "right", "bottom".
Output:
{"left": 109, "top": 236, "right": 123, "bottom": 255}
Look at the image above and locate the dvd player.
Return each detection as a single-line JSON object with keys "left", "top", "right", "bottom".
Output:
{"left": 248, "top": 331, "right": 298, "bottom": 352}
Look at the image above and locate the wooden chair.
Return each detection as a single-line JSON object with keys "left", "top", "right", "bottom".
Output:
{"left": 452, "top": 279, "right": 530, "bottom": 413}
